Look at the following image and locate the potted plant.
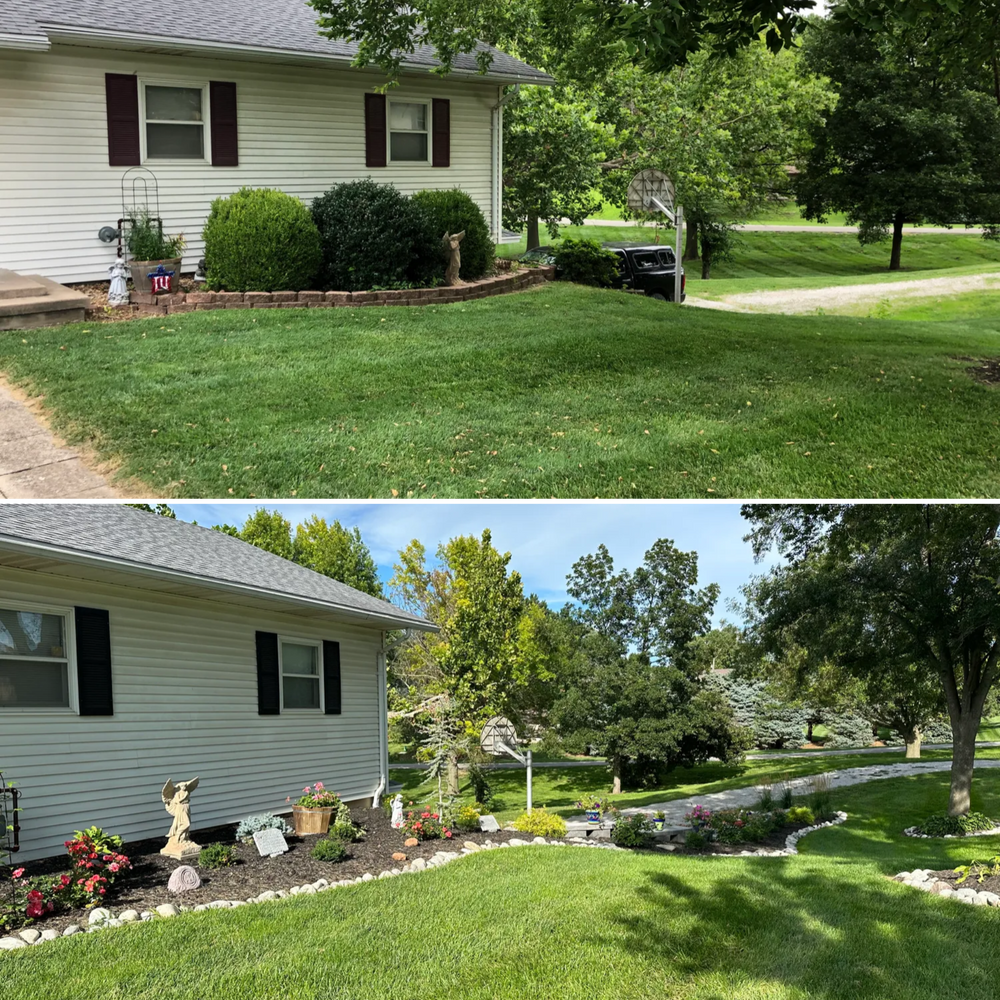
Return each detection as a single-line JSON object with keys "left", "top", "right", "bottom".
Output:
{"left": 124, "top": 210, "right": 186, "bottom": 295}
{"left": 289, "top": 782, "right": 340, "bottom": 836}
{"left": 652, "top": 810, "right": 666, "bottom": 832}
{"left": 577, "top": 795, "right": 611, "bottom": 826}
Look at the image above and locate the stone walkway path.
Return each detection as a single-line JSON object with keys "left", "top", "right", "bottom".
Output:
{"left": 600, "top": 760, "right": 1000, "bottom": 826}
{"left": 0, "top": 379, "right": 117, "bottom": 498}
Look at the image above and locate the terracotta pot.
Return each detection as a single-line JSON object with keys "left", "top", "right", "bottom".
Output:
{"left": 292, "top": 805, "right": 334, "bottom": 836}
{"left": 130, "top": 257, "right": 183, "bottom": 295}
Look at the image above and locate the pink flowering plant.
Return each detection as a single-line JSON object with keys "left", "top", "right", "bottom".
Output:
{"left": 402, "top": 809, "right": 453, "bottom": 841}
{"left": 64, "top": 828, "right": 132, "bottom": 907}
{"left": 293, "top": 782, "right": 341, "bottom": 809}
{"left": 685, "top": 805, "right": 712, "bottom": 830}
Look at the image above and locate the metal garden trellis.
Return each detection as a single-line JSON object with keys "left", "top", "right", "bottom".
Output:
{"left": 0, "top": 769, "right": 20, "bottom": 922}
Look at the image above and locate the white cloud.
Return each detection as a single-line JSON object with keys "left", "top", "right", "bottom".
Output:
{"left": 177, "top": 501, "right": 774, "bottom": 624}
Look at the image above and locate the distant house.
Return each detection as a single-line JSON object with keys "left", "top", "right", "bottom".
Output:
{"left": 0, "top": 0, "right": 551, "bottom": 284}
{"left": 0, "top": 504, "right": 433, "bottom": 861}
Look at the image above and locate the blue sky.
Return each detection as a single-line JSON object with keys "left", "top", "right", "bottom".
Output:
{"left": 175, "top": 501, "right": 776, "bottom": 626}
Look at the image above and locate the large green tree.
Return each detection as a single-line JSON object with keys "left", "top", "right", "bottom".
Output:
{"left": 795, "top": 15, "right": 1000, "bottom": 269}
{"left": 742, "top": 503, "right": 1000, "bottom": 815}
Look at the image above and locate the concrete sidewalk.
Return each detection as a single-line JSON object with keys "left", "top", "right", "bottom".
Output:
{"left": 0, "top": 379, "right": 118, "bottom": 498}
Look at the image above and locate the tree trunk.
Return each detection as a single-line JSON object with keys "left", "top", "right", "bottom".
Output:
{"left": 526, "top": 216, "right": 540, "bottom": 251}
{"left": 948, "top": 716, "right": 981, "bottom": 815}
{"left": 446, "top": 754, "right": 460, "bottom": 797}
{"left": 807, "top": 721, "right": 814, "bottom": 743}
{"left": 701, "top": 240, "right": 713, "bottom": 280}
{"left": 611, "top": 755, "right": 622, "bottom": 795}
{"left": 889, "top": 211, "right": 905, "bottom": 271}
{"left": 684, "top": 221, "right": 699, "bottom": 261}
{"left": 903, "top": 727, "right": 921, "bottom": 759}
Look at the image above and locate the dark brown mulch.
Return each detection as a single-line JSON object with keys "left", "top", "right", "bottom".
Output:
{"left": 923, "top": 867, "right": 1000, "bottom": 893}
{"left": 671, "top": 821, "right": 811, "bottom": 856}
{"left": 2, "top": 807, "right": 522, "bottom": 936}
{"left": 953, "top": 356, "right": 1000, "bottom": 387}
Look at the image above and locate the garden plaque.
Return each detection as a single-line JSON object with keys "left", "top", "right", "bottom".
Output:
{"left": 479, "top": 815, "right": 500, "bottom": 833}
{"left": 253, "top": 828, "right": 289, "bottom": 858}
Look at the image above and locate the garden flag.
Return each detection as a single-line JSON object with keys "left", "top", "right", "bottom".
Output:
{"left": 147, "top": 264, "right": 175, "bottom": 294}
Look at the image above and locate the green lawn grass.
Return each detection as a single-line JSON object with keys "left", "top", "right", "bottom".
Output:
{"left": 5, "top": 282, "right": 1000, "bottom": 498}
{"left": 7, "top": 768, "right": 1000, "bottom": 1000}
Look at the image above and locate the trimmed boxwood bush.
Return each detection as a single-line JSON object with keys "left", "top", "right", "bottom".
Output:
{"left": 311, "top": 179, "right": 441, "bottom": 291}
{"left": 411, "top": 188, "right": 493, "bottom": 280}
{"left": 202, "top": 187, "right": 322, "bottom": 292}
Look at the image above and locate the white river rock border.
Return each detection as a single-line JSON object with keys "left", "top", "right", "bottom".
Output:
{"left": 892, "top": 868, "right": 1000, "bottom": 907}
{"left": 0, "top": 819, "right": 849, "bottom": 953}
{"left": 903, "top": 823, "right": 1000, "bottom": 839}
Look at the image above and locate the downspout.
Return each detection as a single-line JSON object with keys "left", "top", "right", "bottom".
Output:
{"left": 372, "top": 641, "right": 388, "bottom": 807}
{"left": 491, "top": 84, "right": 520, "bottom": 243}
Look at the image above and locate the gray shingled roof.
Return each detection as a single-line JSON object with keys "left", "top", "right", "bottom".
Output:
{"left": 0, "top": 504, "right": 430, "bottom": 628}
{"left": 7, "top": 0, "right": 552, "bottom": 83}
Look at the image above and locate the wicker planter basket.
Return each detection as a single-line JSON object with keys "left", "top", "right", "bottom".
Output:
{"left": 292, "top": 805, "right": 334, "bottom": 836}
{"left": 130, "top": 257, "right": 183, "bottom": 295}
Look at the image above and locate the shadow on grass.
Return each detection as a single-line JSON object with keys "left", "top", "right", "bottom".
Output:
{"left": 600, "top": 858, "right": 1000, "bottom": 999}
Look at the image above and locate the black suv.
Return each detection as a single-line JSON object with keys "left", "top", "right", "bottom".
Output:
{"left": 604, "top": 243, "right": 686, "bottom": 302}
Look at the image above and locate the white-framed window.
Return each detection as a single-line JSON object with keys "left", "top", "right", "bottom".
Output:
{"left": 141, "top": 81, "right": 209, "bottom": 161}
{"left": 279, "top": 637, "right": 323, "bottom": 711}
{"left": 389, "top": 101, "right": 429, "bottom": 163}
{"left": 0, "top": 602, "right": 75, "bottom": 711}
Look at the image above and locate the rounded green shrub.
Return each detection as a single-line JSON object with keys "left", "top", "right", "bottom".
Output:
{"left": 198, "top": 843, "right": 237, "bottom": 869}
{"left": 552, "top": 238, "right": 621, "bottom": 287}
{"left": 917, "top": 811, "right": 998, "bottom": 837}
{"left": 611, "top": 813, "right": 653, "bottom": 848}
{"left": 411, "top": 188, "right": 493, "bottom": 280}
{"left": 202, "top": 187, "right": 322, "bottom": 292}
{"left": 311, "top": 834, "right": 349, "bottom": 862}
{"left": 311, "top": 179, "right": 441, "bottom": 291}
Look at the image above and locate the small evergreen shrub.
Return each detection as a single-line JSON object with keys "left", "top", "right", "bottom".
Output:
{"left": 511, "top": 808, "right": 567, "bottom": 838}
{"left": 311, "top": 835, "right": 349, "bottom": 862}
{"left": 311, "top": 179, "right": 441, "bottom": 291}
{"left": 684, "top": 828, "right": 708, "bottom": 850}
{"left": 756, "top": 784, "right": 774, "bottom": 811}
{"left": 823, "top": 712, "right": 873, "bottom": 749}
{"left": 467, "top": 762, "right": 493, "bottom": 810}
{"left": 235, "top": 813, "right": 292, "bottom": 843}
{"left": 552, "top": 238, "right": 620, "bottom": 287}
{"left": 917, "top": 812, "right": 998, "bottom": 837}
{"left": 203, "top": 187, "right": 322, "bottom": 291}
{"left": 453, "top": 805, "right": 482, "bottom": 832}
{"left": 199, "top": 843, "right": 237, "bottom": 869}
{"left": 411, "top": 188, "right": 493, "bottom": 280}
{"left": 786, "top": 806, "right": 816, "bottom": 825}
{"left": 330, "top": 801, "right": 365, "bottom": 843}
{"left": 611, "top": 813, "right": 654, "bottom": 848}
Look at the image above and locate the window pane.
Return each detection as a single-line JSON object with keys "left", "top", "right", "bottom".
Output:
{"left": 0, "top": 609, "right": 64, "bottom": 658}
{"left": 146, "top": 86, "right": 203, "bottom": 122}
{"left": 657, "top": 249, "right": 676, "bottom": 266}
{"left": 146, "top": 123, "right": 204, "bottom": 159}
{"left": 390, "top": 132, "right": 428, "bottom": 162}
{"left": 282, "top": 642, "right": 317, "bottom": 676}
{"left": 0, "top": 661, "right": 69, "bottom": 708}
{"left": 633, "top": 253, "right": 657, "bottom": 269}
{"left": 283, "top": 676, "right": 320, "bottom": 709}
{"left": 389, "top": 102, "right": 426, "bottom": 131}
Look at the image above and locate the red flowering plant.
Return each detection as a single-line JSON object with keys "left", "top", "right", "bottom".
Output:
{"left": 402, "top": 809, "right": 453, "bottom": 841}
{"left": 64, "top": 827, "right": 131, "bottom": 908}
{"left": 4, "top": 869, "right": 74, "bottom": 929}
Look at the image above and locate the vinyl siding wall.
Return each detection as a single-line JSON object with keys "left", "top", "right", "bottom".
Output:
{"left": 0, "top": 566, "right": 385, "bottom": 861}
{"left": 0, "top": 45, "right": 498, "bottom": 284}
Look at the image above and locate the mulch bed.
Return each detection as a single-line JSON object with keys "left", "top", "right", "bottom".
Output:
{"left": 670, "top": 821, "right": 812, "bottom": 855}
{"left": 954, "top": 356, "right": 1000, "bottom": 387}
{"left": 923, "top": 867, "right": 1000, "bottom": 893}
{"left": 2, "top": 806, "right": 522, "bottom": 936}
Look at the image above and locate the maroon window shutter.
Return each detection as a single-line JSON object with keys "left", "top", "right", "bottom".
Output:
{"left": 210, "top": 81, "right": 239, "bottom": 167}
{"left": 365, "top": 93, "right": 387, "bottom": 168}
{"left": 105, "top": 74, "right": 141, "bottom": 167}
{"left": 432, "top": 98, "right": 450, "bottom": 168}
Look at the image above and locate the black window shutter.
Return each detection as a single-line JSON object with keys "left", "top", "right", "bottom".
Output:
{"left": 256, "top": 631, "right": 280, "bottom": 715}
{"left": 365, "top": 93, "right": 387, "bottom": 168}
{"left": 323, "top": 640, "right": 341, "bottom": 715}
{"left": 210, "top": 81, "right": 239, "bottom": 167}
{"left": 105, "top": 74, "right": 141, "bottom": 167}
{"left": 432, "top": 98, "right": 450, "bottom": 168}
{"left": 75, "top": 607, "right": 114, "bottom": 716}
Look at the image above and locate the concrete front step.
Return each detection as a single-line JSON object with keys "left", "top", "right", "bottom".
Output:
{"left": 0, "top": 270, "right": 90, "bottom": 330}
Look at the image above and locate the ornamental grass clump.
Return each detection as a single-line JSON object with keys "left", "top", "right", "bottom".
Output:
{"left": 203, "top": 187, "right": 322, "bottom": 291}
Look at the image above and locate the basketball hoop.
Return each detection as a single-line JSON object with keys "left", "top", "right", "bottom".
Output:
{"left": 626, "top": 169, "right": 676, "bottom": 219}
{"left": 480, "top": 716, "right": 534, "bottom": 814}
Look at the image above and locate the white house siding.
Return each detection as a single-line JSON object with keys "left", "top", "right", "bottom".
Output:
{"left": 0, "top": 566, "right": 386, "bottom": 861}
{"left": 0, "top": 44, "right": 498, "bottom": 284}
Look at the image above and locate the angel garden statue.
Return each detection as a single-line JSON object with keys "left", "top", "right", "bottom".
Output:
{"left": 160, "top": 777, "right": 201, "bottom": 859}
{"left": 390, "top": 793, "right": 404, "bottom": 829}
{"left": 107, "top": 258, "right": 130, "bottom": 307}
{"left": 442, "top": 230, "right": 466, "bottom": 286}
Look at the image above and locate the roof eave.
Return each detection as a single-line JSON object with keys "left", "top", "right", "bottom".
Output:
{"left": 41, "top": 25, "right": 554, "bottom": 85}
{"left": 0, "top": 535, "right": 437, "bottom": 632}
{"left": 0, "top": 32, "right": 51, "bottom": 52}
